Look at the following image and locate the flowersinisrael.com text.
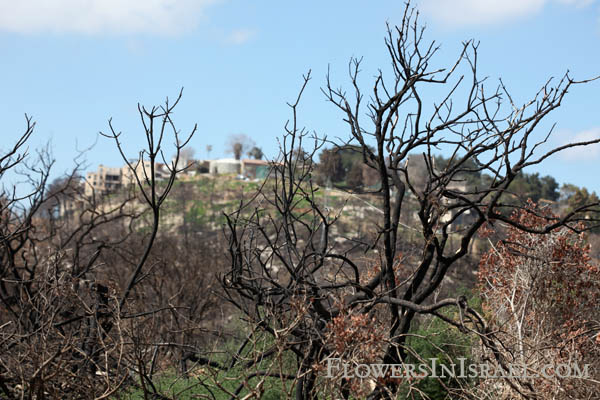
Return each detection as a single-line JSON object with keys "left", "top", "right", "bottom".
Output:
{"left": 324, "top": 358, "right": 591, "bottom": 380}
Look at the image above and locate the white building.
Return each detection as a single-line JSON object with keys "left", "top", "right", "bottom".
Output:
{"left": 209, "top": 159, "right": 241, "bottom": 175}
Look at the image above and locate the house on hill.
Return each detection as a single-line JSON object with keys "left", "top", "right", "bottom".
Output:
{"left": 85, "top": 160, "right": 169, "bottom": 197}
{"left": 209, "top": 158, "right": 241, "bottom": 175}
{"left": 241, "top": 159, "right": 270, "bottom": 179}
{"left": 84, "top": 165, "right": 124, "bottom": 197}
{"left": 209, "top": 158, "right": 271, "bottom": 179}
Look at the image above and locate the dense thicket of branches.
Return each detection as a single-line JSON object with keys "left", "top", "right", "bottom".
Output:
{"left": 478, "top": 204, "right": 600, "bottom": 399}
{"left": 0, "top": 94, "right": 227, "bottom": 399}
{"left": 222, "top": 4, "right": 600, "bottom": 399}
{"left": 2, "top": 5, "right": 600, "bottom": 400}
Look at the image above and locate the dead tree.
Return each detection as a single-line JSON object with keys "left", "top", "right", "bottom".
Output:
{"left": 222, "top": 4, "right": 600, "bottom": 399}
{"left": 0, "top": 91, "right": 197, "bottom": 399}
{"left": 477, "top": 203, "right": 600, "bottom": 399}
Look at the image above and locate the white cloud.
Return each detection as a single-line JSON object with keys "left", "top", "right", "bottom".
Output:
{"left": 560, "top": 128, "right": 600, "bottom": 160}
{"left": 0, "top": 0, "right": 221, "bottom": 36}
{"left": 419, "top": 0, "right": 595, "bottom": 26}
{"left": 226, "top": 28, "right": 257, "bottom": 45}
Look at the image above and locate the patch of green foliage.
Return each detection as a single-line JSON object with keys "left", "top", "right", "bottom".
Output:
{"left": 398, "top": 289, "right": 480, "bottom": 400}
{"left": 117, "top": 320, "right": 297, "bottom": 399}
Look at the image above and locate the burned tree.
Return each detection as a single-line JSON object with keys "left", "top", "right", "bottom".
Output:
{"left": 222, "top": 4, "right": 600, "bottom": 399}
{"left": 0, "top": 91, "right": 199, "bottom": 399}
{"left": 477, "top": 203, "right": 600, "bottom": 399}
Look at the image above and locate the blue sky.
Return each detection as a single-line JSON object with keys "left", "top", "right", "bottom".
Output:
{"left": 1, "top": 0, "right": 599, "bottom": 193}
